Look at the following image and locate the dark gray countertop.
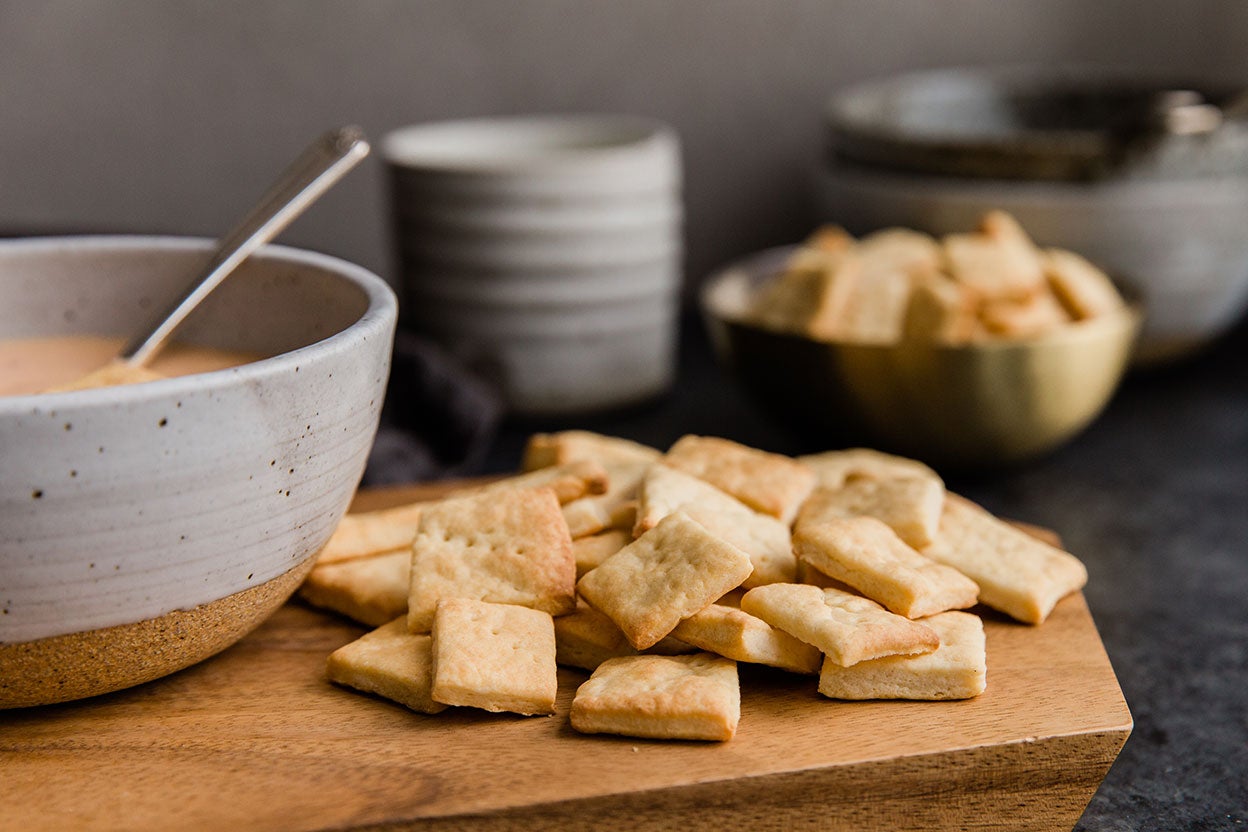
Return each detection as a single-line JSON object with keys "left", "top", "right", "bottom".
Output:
{"left": 395, "top": 312, "right": 1248, "bottom": 830}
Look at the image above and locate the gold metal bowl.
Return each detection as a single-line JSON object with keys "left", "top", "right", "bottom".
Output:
{"left": 700, "top": 247, "right": 1141, "bottom": 469}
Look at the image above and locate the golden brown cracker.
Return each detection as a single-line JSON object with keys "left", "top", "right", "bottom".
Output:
{"left": 797, "top": 477, "right": 943, "bottom": 549}
{"left": 663, "top": 435, "right": 815, "bottom": 525}
{"left": 299, "top": 549, "right": 410, "bottom": 627}
{"left": 670, "top": 604, "right": 821, "bottom": 674}
{"left": 326, "top": 617, "right": 446, "bottom": 714}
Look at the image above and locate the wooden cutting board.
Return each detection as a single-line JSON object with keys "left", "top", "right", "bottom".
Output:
{"left": 0, "top": 482, "right": 1132, "bottom": 832}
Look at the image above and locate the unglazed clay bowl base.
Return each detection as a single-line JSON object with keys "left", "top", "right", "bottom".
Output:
{"left": 0, "top": 558, "right": 315, "bottom": 709}
{"left": 0, "top": 238, "right": 397, "bottom": 708}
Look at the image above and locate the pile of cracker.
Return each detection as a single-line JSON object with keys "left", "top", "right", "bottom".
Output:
{"left": 300, "top": 432, "right": 1087, "bottom": 742}
{"left": 752, "top": 210, "right": 1126, "bottom": 344}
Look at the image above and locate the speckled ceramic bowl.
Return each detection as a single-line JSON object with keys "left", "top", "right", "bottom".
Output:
{"left": 0, "top": 237, "right": 397, "bottom": 708}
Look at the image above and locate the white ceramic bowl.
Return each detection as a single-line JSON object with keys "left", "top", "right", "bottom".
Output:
{"left": 0, "top": 237, "right": 397, "bottom": 707}
{"left": 383, "top": 115, "right": 683, "bottom": 415}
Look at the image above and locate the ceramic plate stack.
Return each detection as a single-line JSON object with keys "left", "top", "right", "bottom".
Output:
{"left": 383, "top": 115, "right": 682, "bottom": 415}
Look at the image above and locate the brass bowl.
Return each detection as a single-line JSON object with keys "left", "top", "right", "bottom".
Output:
{"left": 700, "top": 247, "right": 1142, "bottom": 469}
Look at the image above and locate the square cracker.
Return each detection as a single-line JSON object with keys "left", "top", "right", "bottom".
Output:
{"left": 430, "top": 598, "right": 558, "bottom": 715}
{"left": 794, "top": 516, "right": 978, "bottom": 619}
{"left": 923, "top": 493, "right": 1087, "bottom": 624}
{"left": 830, "top": 260, "right": 913, "bottom": 344}
{"left": 522, "top": 430, "right": 660, "bottom": 471}
{"left": 741, "top": 583, "right": 938, "bottom": 667}
{"left": 318, "top": 502, "right": 426, "bottom": 565}
{"left": 902, "top": 272, "right": 980, "bottom": 343}
{"left": 570, "top": 653, "right": 740, "bottom": 741}
{"left": 670, "top": 604, "right": 821, "bottom": 674}
{"left": 1044, "top": 248, "right": 1124, "bottom": 320}
{"left": 752, "top": 248, "right": 861, "bottom": 341}
{"left": 663, "top": 435, "right": 815, "bottom": 525}
{"left": 407, "top": 487, "right": 575, "bottom": 633}
{"left": 943, "top": 230, "right": 1045, "bottom": 302}
{"left": 299, "top": 549, "right": 410, "bottom": 627}
{"left": 572, "top": 530, "right": 632, "bottom": 579}
{"left": 797, "top": 447, "right": 941, "bottom": 491}
{"left": 797, "top": 477, "right": 944, "bottom": 549}
{"left": 326, "top": 617, "right": 446, "bottom": 714}
{"left": 577, "top": 510, "right": 754, "bottom": 650}
{"left": 817, "top": 611, "right": 986, "bottom": 701}
{"left": 555, "top": 600, "right": 639, "bottom": 672}
{"left": 636, "top": 464, "right": 795, "bottom": 587}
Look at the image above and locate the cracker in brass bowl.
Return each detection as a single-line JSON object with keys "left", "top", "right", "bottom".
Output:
{"left": 700, "top": 213, "right": 1141, "bottom": 468}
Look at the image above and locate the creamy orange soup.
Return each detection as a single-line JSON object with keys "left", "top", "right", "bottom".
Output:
{"left": 0, "top": 335, "right": 260, "bottom": 396}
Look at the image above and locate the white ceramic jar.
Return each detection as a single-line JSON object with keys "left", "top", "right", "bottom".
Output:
{"left": 382, "top": 115, "right": 682, "bottom": 415}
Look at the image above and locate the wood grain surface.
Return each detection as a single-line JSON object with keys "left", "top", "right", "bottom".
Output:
{"left": 0, "top": 481, "right": 1133, "bottom": 832}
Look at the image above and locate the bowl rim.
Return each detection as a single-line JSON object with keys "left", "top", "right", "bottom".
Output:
{"left": 0, "top": 235, "right": 398, "bottom": 412}
{"left": 700, "top": 244, "right": 1143, "bottom": 353}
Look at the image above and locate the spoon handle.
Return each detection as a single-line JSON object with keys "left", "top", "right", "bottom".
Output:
{"left": 120, "top": 126, "right": 370, "bottom": 366}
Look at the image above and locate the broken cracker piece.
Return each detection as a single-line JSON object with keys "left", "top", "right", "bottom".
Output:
{"left": 407, "top": 487, "right": 574, "bottom": 633}
{"left": 430, "top": 598, "right": 557, "bottom": 715}
{"left": 817, "top": 611, "right": 986, "bottom": 701}
{"left": 741, "top": 583, "right": 938, "bottom": 667}
{"left": 570, "top": 653, "right": 740, "bottom": 741}
{"left": 663, "top": 435, "right": 815, "bottom": 525}
{"left": 671, "top": 604, "right": 821, "bottom": 674}
{"left": 794, "top": 516, "right": 978, "bottom": 619}
{"left": 577, "top": 511, "right": 753, "bottom": 650}
{"left": 326, "top": 617, "right": 446, "bottom": 714}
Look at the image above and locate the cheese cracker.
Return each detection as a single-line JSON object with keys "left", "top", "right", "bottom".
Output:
{"left": 741, "top": 584, "right": 938, "bottom": 667}
{"left": 794, "top": 516, "right": 978, "bottom": 618}
{"left": 817, "top": 611, "right": 986, "bottom": 700}
{"left": 522, "top": 430, "right": 661, "bottom": 471}
{"left": 798, "top": 447, "right": 942, "bottom": 491}
{"left": 671, "top": 604, "right": 821, "bottom": 674}
{"left": 570, "top": 653, "right": 740, "bottom": 741}
{"left": 636, "top": 463, "right": 796, "bottom": 586}
{"left": 407, "top": 487, "right": 575, "bottom": 632}
{"left": 923, "top": 493, "right": 1087, "bottom": 624}
{"left": 299, "top": 548, "right": 409, "bottom": 627}
{"left": 430, "top": 598, "right": 558, "bottom": 715}
{"left": 326, "top": 617, "right": 446, "bottom": 714}
{"left": 663, "top": 435, "right": 815, "bottom": 525}
{"left": 577, "top": 511, "right": 754, "bottom": 650}
{"left": 797, "top": 477, "right": 943, "bottom": 549}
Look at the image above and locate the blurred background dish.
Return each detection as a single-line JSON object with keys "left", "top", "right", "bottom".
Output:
{"left": 701, "top": 246, "right": 1141, "bottom": 469}
{"left": 818, "top": 66, "right": 1248, "bottom": 364}
{"left": 383, "top": 115, "right": 682, "bottom": 417}
{"left": 0, "top": 237, "right": 396, "bottom": 708}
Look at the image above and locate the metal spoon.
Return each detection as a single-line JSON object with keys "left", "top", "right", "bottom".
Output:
{"left": 61, "top": 126, "right": 369, "bottom": 390}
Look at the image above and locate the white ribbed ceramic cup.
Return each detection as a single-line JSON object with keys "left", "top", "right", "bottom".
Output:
{"left": 382, "top": 115, "right": 682, "bottom": 415}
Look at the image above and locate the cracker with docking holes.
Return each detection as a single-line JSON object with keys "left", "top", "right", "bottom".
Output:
{"left": 817, "top": 611, "right": 986, "bottom": 701}
{"left": 430, "top": 598, "right": 558, "bottom": 715}
{"left": 794, "top": 516, "right": 979, "bottom": 619}
{"left": 570, "top": 653, "right": 741, "bottom": 741}
{"left": 326, "top": 617, "right": 446, "bottom": 714}
{"left": 577, "top": 511, "right": 754, "bottom": 650}
{"left": 670, "top": 604, "right": 821, "bottom": 674}
{"left": 663, "top": 435, "right": 815, "bottom": 525}
{"left": 636, "top": 463, "right": 795, "bottom": 587}
{"left": 923, "top": 493, "right": 1087, "bottom": 624}
{"left": 741, "top": 584, "right": 939, "bottom": 667}
{"left": 299, "top": 548, "right": 410, "bottom": 627}
{"left": 407, "top": 486, "right": 575, "bottom": 633}
{"left": 797, "top": 477, "right": 944, "bottom": 549}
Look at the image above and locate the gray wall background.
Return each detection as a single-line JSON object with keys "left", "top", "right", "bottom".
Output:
{"left": 2, "top": 1, "right": 1246, "bottom": 291}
